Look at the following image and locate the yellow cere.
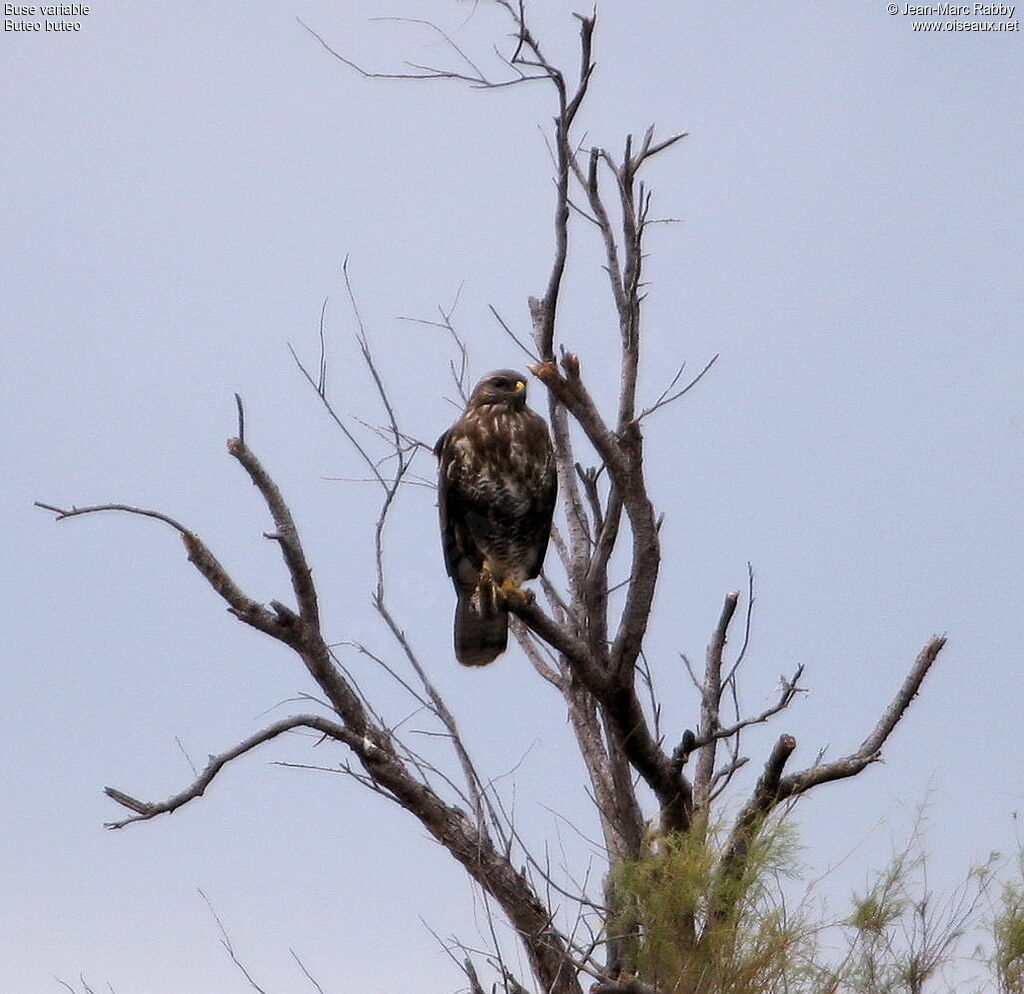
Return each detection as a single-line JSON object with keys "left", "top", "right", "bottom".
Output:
{"left": 515, "top": 380, "right": 526, "bottom": 391}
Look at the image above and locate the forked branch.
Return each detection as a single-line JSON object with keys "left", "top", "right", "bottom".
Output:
{"left": 779, "top": 634, "right": 947, "bottom": 797}
{"left": 39, "top": 419, "right": 586, "bottom": 994}
{"left": 710, "top": 634, "right": 947, "bottom": 924}
{"left": 104, "top": 715, "right": 355, "bottom": 829}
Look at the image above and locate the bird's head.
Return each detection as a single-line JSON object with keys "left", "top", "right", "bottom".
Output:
{"left": 468, "top": 369, "right": 529, "bottom": 411}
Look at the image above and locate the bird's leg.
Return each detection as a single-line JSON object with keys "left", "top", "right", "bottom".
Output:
{"left": 476, "top": 561, "right": 499, "bottom": 617}
{"left": 480, "top": 561, "right": 532, "bottom": 609}
{"left": 496, "top": 575, "right": 534, "bottom": 608}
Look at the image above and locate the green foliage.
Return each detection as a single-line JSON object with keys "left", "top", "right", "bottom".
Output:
{"left": 848, "top": 859, "right": 910, "bottom": 937}
{"left": 991, "top": 851, "right": 1024, "bottom": 994}
{"left": 607, "top": 817, "right": 1024, "bottom": 994}
{"left": 611, "top": 819, "right": 815, "bottom": 994}
{"left": 820, "top": 838, "right": 998, "bottom": 994}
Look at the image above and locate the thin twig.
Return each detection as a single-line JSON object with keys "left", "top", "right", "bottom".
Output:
{"left": 104, "top": 715, "right": 354, "bottom": 829}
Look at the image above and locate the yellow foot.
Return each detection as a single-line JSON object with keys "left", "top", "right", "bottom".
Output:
{"left": 497, "top": 576, "right": 534, "bottom": 608}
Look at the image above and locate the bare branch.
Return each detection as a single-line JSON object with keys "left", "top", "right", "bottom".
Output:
{"left": 634, "top": 353, "right": 719, "bottom": 425}
{"left": 710, "top": 733, "right": 797, "bottom": 923}
{"left": 512, "top": 594, "right": 691, "bottom": 836}
{"left": 779, "top": 635, "right": 947, "bottom": 798}
{"left": 463, "top": 957, "right": 487, "bottom": 994}
{"left": 373, "top": 16, "right": 490, "bottom": 82}
{"left": 694, "top": 666, "right": 806, "bottom": 752}
{"left": 229, "top": 436, "right": 320, "bottom": 627}
{"left": 234, "top": 392, "right": 246, "bottom": 445}
{"left": 693, "top": 590, "right": 740, "bottom": 808}
{"left": 511, "top": 617, "right": 566, "bottom": 690}
{"left": 35, "top": 500, "right": 291, "bottom": 641}
{"left": 199, "top": 889, "right": 271, "bottom": 994}
{"left": 35, "top": 501, "right": 190, "bottom": 534}
{"left": 399, "top": 284, "right": 471, "bottom": 402}
{"left": 532, "top": 13, "right": 596, "bottom": 359}
{"left": 290, "top": 949, "right": 327, "bottom": 994}
{"left": 708, "top": 756, "right": 750, "bottom": 799}
{"left": 104, "top": 715, "right": 352, "bottom": 829}
{"left": 297, "top": 15, "right": 547, "bottom": 89}
{"left": 528, "top": 354, "right": 662, "bottom": 682}
{"left": 722, "top": 562, "right": 757, "bottom": 687}
{"left": 489, "top": 303, "right": 540, "bottom": 362}
{"left": 710, "top": 635, "right": 946, "bottom": 924}
{"left": 575, "top": 462, "right": 605, "bottom": 539}
{"left": 289, "top": 340, "right": 387, "bottom": 492}
{"left": 510, "top": 598, "right": 601, "bottom": 685}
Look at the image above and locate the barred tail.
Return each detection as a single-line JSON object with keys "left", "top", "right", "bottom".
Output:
{"left": 454, "top": 587, "right": 508, "bottom": 666}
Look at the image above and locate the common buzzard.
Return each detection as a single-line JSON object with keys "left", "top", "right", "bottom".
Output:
{"left": 434, "top": 370, "right": 557, "bottom": 666}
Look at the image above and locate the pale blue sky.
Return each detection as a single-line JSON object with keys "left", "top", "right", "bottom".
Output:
{"left": 4, "top": 2, "right": 1023, "bottom": 992}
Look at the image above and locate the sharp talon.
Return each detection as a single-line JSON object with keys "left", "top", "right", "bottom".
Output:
{"left": 497, "top": 576, "right": 533, "bottom": 608}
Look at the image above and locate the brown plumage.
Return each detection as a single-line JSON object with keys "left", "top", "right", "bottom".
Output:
{"left": 434, "top": 369, "right": 557, "bottom": 666}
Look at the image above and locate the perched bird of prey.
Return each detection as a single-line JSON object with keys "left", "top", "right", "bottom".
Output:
{"left": 434, "top": 369, "right": 557, "bottom": 666}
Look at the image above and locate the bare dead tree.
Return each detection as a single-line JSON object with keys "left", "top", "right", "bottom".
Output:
{"left": 38, "top": 5, "right": 946, "bottom": 993}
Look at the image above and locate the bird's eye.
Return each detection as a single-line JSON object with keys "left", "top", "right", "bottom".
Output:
{"left": 492, "top": 377, "right": 509, "bottom": 388}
